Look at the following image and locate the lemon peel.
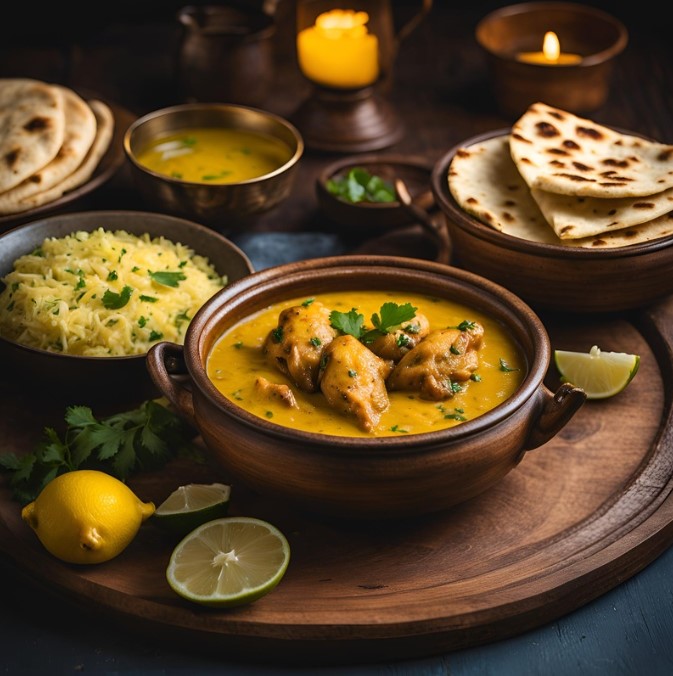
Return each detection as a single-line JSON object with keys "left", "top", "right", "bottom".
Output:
{"left": 21, "top": 469, "right": 155, "bottom": 564}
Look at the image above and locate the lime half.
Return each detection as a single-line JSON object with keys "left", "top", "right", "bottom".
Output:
{"left": 154, "top": 483, "right": 231, "bottom": 536}
{"left": 166, "top": 516, "right": 290, "bottom": 608}
{"left": 554, "top": 345, "right": 640, "bottom": 399}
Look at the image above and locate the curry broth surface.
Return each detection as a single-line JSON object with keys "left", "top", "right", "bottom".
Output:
{"left": 207, "top": 291, "right": 526, "bottom": 438}
{"left": 135, "top": 127, "right": 292, "bottom": 183}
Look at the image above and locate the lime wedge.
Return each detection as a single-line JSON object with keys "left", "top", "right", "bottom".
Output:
{"left": 554, "top": 345, "right": 640, "bottom": 399}
{"left": 166, "top": 516, "right": 290, "bottom": 608}
{"left": 154, "top": 483, "right": 231, "bottom": 536}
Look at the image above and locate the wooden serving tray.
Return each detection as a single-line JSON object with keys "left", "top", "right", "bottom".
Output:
{"left": 2, "top": 298, "right": 673, "bottom": 665}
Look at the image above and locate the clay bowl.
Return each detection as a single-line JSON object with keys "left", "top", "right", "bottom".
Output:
{"left": 123, "top": 103, "right": 304, "bottom": 231}
{"left": 146, "top": 255, "right": 585, "bottom": 519}
{"left": 0, "top": 211, "right": 253, "bottom": 407}
{"left": 431, "top": 129, "right": 673, "bottom": 314}
{"left": 316, "top": 154, "right": 451, "bottom": 263}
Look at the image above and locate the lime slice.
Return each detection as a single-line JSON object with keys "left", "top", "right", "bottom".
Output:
{"left": 166, "top": 516, "right": 290, "bottom": 608}
{"left": 153, "top": 483, "right": 231, "bottom": 536}
{"left": 554, "top": 345, "right": 640, "bottom": 399}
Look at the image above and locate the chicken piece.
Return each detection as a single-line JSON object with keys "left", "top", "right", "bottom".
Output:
{"left": 262, "top": 301, "right": 337, "bottom": 392}
{"left": 387, "top": 322, "right": 484, "bottom": 401}
{"left": 254, "top": 376, "right": 298, "bottom": 408}
{"left": 318, "top": 334, "right": 393, "bottom": 432}
{"left": 368, "top": 313, "right": 430, "bottom": 363}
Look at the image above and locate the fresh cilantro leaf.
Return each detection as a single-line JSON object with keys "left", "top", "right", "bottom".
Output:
{"left": 329, "top": 308, "right": 365, "bottom": 338}
{"left": 102, "top": 285, "right": 133, "bottom": 309}
{"left": 149, "top": 271, "right": 187, "bottom": 287}
{"left": 361, "top": 302, "right": 417, "bottom": 343}
{"left": 327, "top": 167, "right": 396, "bottom": 204}
{"left": 0, "top": 400, "right": 200, "bottom": 505}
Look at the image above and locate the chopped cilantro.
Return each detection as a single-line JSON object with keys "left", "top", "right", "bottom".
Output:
{"left": 499, "top": 358, "right": 520, "bottom": 372}
{"left": 149, "top": 270, "right": 187, "bottom": 287}
{"left": 102, "top": 285, "right": 133, "bottom": 309}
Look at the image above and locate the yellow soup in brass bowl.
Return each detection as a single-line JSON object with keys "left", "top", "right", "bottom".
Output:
{"left": 207, "top": 290, "right": 526, "bottom": 438}
{"left": 134, "top": 127, "right": 293, "bottom": 184}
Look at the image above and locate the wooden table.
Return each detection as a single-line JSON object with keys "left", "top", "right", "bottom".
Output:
{"left": 2, "top": 1, "right": 673, "bottom": 673}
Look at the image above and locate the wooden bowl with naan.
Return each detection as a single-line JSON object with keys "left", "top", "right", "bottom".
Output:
{"left": 431, "top": 103, "right": 673, "bottom": 313}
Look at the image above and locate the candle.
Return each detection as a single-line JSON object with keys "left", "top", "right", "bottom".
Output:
{"left": 517, "top": 31, "right": 582, "bottom": 65}
{"left": 297, "top": 9, "right": 379, "bottom": 89}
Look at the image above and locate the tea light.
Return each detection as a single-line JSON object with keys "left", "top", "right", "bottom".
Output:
{"left": 297, "top": 9, "right": 380, "bottom": 89}
{"left": 517, "top": 31, "right": 582, "bottom": 65}
{"left": 475, "top": 2, "right": 628, "bottom": 116}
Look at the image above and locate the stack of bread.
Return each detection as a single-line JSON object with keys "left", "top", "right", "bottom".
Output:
{"left": 448, "top": 102, "right": 673, "bottom": 248}
{"left": 0, "top": 78, "right": 114, "bottom": 216}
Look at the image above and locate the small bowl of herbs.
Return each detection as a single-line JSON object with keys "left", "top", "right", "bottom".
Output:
{"left": 316, "top": 154, "right": 436, "bottom": 235}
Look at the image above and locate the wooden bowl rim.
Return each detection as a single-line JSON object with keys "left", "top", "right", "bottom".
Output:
{"left": 475, "top": 1, "right": 629, "bottom": 66}
{"left": 181, "top": 254, "right": 551, "bottom": 451}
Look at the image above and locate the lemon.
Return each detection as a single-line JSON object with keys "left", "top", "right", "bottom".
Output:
{"left": 554, "top": 345, "right": 640, "bottom": 399}
{"left": 21, "top": 469, "right": 155, "bottom": 564}
{"left": 153, "top": 483, "right": 231, "bottom": 536}
{"left": 166, "top": 516, "right": 290, "bottom": 608}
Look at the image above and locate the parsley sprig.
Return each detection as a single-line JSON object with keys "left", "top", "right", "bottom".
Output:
{"left": 0, "top": 400, "right": 199, "bottom": 505}
{"left": 330, "top": 302, "right": 417, "bottom": 344}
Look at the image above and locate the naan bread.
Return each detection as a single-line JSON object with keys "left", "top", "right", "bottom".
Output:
{"left": 531, "top": 185, "right": 673, "bottom": 240}
{"left": 510, "top": 102, "right": 673, "bottom": 199}
{"left": 0, "top": 79, "right": 65, "bottom": 192}
{"left": 448, "top": 134, "right": 673, "bottom": 249}
{"left": 449, "top": 135, "right": 556, "bottom": 243}
{"left": 0, "top": 99, "right": 114, "bottom": 215}
{"left": 0, "top": 86, "right": 96, "bottom": 211}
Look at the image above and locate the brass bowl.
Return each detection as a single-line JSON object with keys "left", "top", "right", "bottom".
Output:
{"left": 0, "top": 211, "right": 253, "bottom": 407}
{"left": 123, "top": 103, "right": 304, "bottom": 230}
{"left": 147, "top": 255, "right": 585, "bottom": 519}
{"left": 431, "top": 129, "right": 673, "bottom": 314}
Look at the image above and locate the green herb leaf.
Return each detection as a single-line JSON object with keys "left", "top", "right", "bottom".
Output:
{"left": 0, "top": 400, "right": 200, "bottom": 505}
{"left": 361, "top": 302, "right": 417, "bottom": 343}
{"left": 329, "top": 308, "right": 365, "bottom": 338}
{"left": 499, "top": 358, "right": 520, "bottom": 372}
{"left": 102, "top": 285, "right": 133, "bottom": 309}
{"left": 149, "top": 271, "right": 187, "bottom": 288}
{"left": 327, "top": 167, "right": 396, "bottom": 204}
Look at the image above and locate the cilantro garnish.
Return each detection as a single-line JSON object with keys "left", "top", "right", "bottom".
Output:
{"left": 330, "top": 302, "right": 417, "bottom": 344}
{"left": 102, "top": 285, "right": 133, "bottom": 309}
{"left": 326, "top": 167, "right": 396, "bottom": 204}
{"left": 499, "top": 358, "right": 520, "bottom": 372}
{"left": 0, "top": 400, "right": 199, "bottom": 505}
{"left": 149, "top": 270, "right": 187, "bottom": 287}
{"left": 329, "top": 308, "right": 365, "bottom": 338}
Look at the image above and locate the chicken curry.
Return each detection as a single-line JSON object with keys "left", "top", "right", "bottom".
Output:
{"left": 206, "top": 290, "right": 526, "bottom": 438}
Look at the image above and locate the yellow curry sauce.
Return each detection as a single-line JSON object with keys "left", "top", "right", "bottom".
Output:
{"left": 135, "top": 127, "right": 293, "bottom": 184}
{"left": 206, "top": 291, "right": 526, "bottom": 438}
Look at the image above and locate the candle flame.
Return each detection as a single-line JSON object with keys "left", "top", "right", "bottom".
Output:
{"left": 542, "top": 31, "right": 561, "bottom": 61}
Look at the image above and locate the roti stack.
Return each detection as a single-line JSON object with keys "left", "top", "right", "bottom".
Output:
{"left": 0, "top": 78, "right": 114, "bottom": 216}
{"left": 449, "top": 102, "right": 673, "bottom": 248}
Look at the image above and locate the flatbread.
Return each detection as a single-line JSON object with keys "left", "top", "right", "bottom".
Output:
{"left": 448, "top": 134, "right": 673, "bottom": 249}
{"left": 0, "top": 99, "right": 114, "bottom": 215}
{"left": 0, "top": 79, "right": 65, "bottom": 192}
{"left": 530, "top": 185, "right": 673, "bottom": 240}
{"left": 510, "top": 102, "right": 673, "bottom": 199}
{"left": 0, "top": 86, "right": 96, "bottom": 211}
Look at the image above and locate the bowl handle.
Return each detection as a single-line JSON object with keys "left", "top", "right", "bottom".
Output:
{"left": 146, "top": 342, "right": 196, "bottom": 425}
{"left": 524, "top": 383, "right": 586, "bottom": 450}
